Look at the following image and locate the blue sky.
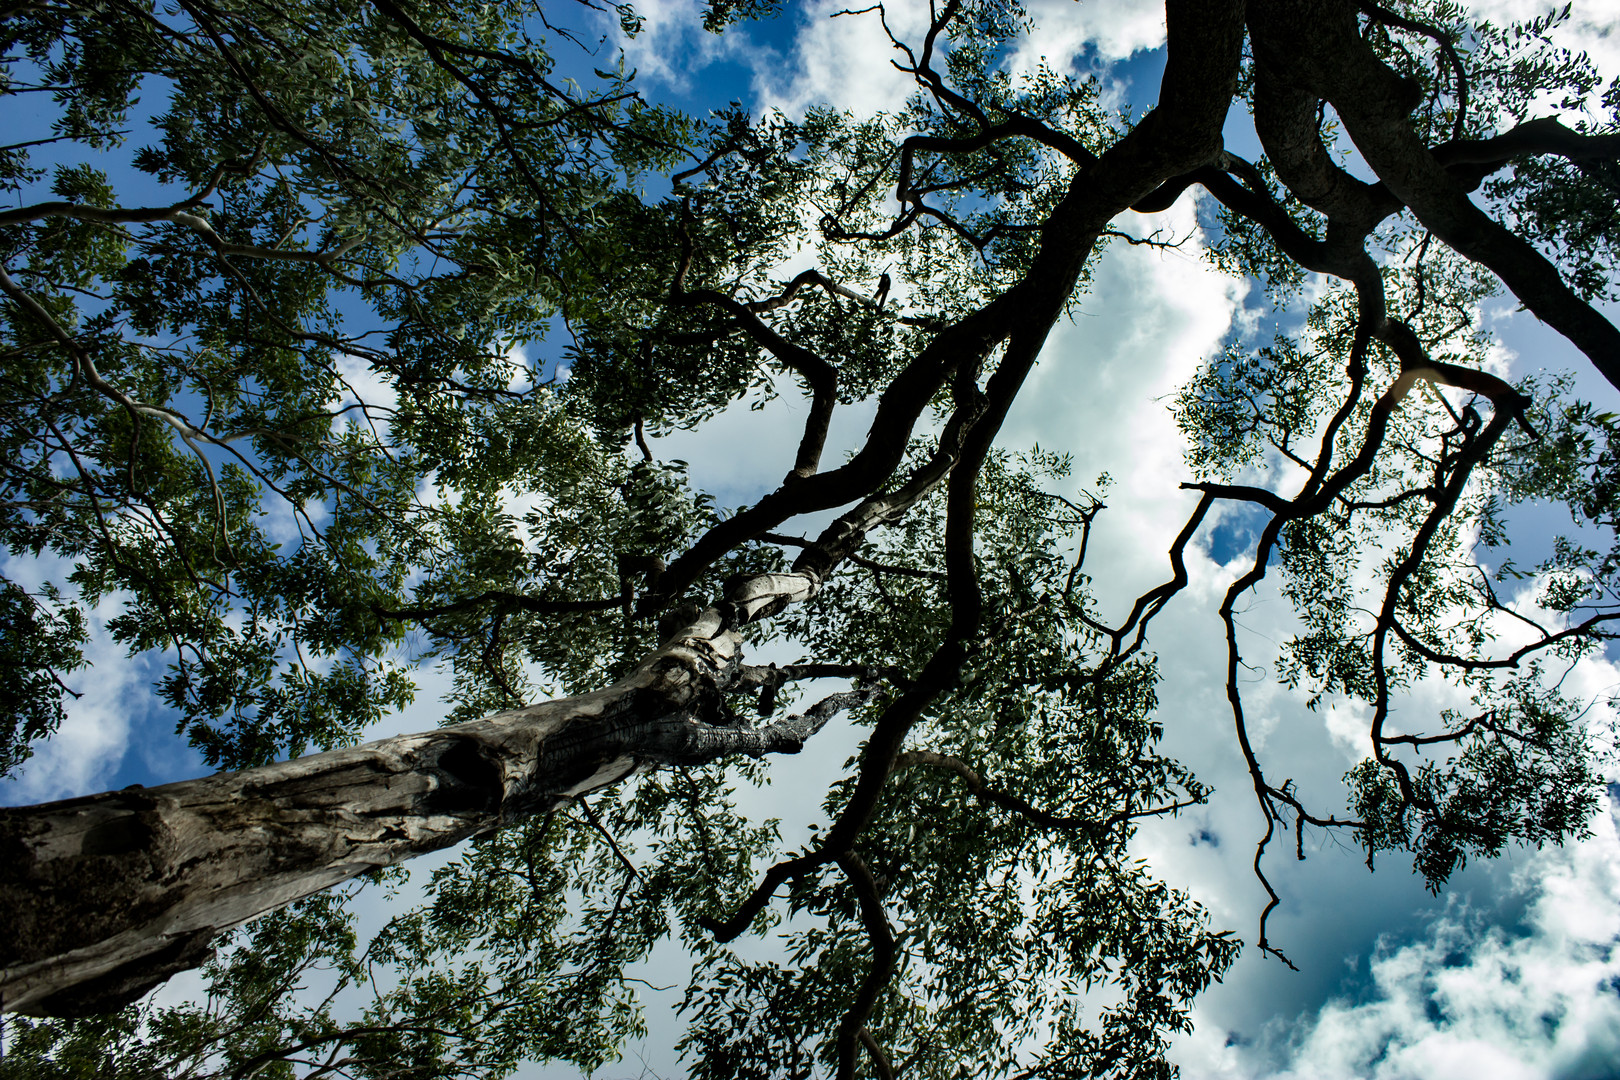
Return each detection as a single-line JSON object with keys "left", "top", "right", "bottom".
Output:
{"left": 8, "top": 1, "right": 1620, "bottom": 1077}
{"left": 530, "top": 3, "right": 1620, "bottom": 1076}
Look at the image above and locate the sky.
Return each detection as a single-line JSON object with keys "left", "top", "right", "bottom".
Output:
{"left": 594, "top": 4, "right": 1620, "bottom": 1075}
{"left": 7, "top": 1, "right": 1620, "bottom": 1077}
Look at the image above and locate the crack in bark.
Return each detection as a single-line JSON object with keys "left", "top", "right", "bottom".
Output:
{"left": 0, "top": 575, "right": 848, "bottom": 1015}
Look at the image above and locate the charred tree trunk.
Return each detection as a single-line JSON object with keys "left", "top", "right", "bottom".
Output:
{"left": 0, "top": 579, "right": 835, "bottom": 1017}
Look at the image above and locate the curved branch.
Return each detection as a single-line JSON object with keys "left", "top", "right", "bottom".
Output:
{"left": 857, "top": 1029, "right": 897, "bottom": 1080}
{"left": 1430, "top": 116, "right": 1620, "bottom": 169}
{"left": 374, "top": 591, "right": 622, "bottom": 621}
{"left": 894, "top": 749, "right": 1195, "bottom": 833}
{"left": 1081, "top": 490, "right": 1217, "bottom": 665}
{"left": 670, "top": 233, "right": 840, "bottom": 479}
{"left": 1356, "top": 0, "right": 1471, "bottom": 141}
{"left": 833, "top": 851, "right": 897, "bottom": 1080}
{"left": 1252, "top": 0, "right": 1620, "bottom": 389}
{"left": 1389, "top": 610, "right": 1620, "bottom": 671}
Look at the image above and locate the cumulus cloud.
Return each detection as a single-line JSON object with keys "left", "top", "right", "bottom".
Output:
{"left": 609, "top": 0, "right": 747, "bottom": 95}
{"left": 648, "top": 370, "right": 878, "bottom": 513}
{"left": 330, "top": 352, "right": 398, "bottom": 420}
{"left": 3, "top": 633, "right": 146, "bottom": 803}
{"left": 751, "top": 0, "right": 1172, "bottom": 124}
{"left": 1003, "top": 194, "right": 1245, "bottom": 613}
{"left": 1004, "top": 0, "right": 1168, "bottom": 83}
{"left": 1, "top": 555, "right": 154, "bottom": 804}
{"left": 751, "top": 1, "right": 929, "bottom": 120}
{"left": 1176, "top": 789, "right": 1620, "bottom": 1080}
{"left": 1466, "top": 0, "right": 1620, "bottom": 106}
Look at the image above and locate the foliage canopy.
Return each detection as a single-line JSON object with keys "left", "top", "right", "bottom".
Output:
{"left": 2, "top": 0, "right": 1619, "bottom": 1077}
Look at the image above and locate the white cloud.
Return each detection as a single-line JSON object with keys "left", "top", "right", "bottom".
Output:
{"left": 1323, "top": 698, "right": 1375, "bottom": 759}
{"left": 752, "top": 0, "right": 1172, "bottom": 124}
{"left": 262, "top": 492, "right": 330, "bottom": 552}
{"left": 330, "top": 353, "right": 397, "bottom": 411}
{"left": 5, "top": 645, "right": 143, "bottom": 803}
{"left": 610, "top": 0, "right": 748, "bottom": 94}
{"left": 506, "top": 340, "right": 534, "bottom": 392}
{"left": 750, "top": 2, "right": 929, "bottom": 120}
{"left": 1004, "top": 194, "right": 1245, "bottom": 613}
{"left": 1466, "top": 1, "right": 1620, "bottom": 111}
{"left": 1177, "top": 791, "right": 1620, "bottom": 1080}
{"left": 1, "top": 555, "right": 153, "bottom": 804}
{"left": 649, "top": 369, "right": 879, "bottom": 517}
{"left": 1005, "top": 0, "right": 1167, "bottom": 84}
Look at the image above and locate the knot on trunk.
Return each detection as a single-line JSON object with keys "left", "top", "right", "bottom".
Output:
{"left": 726, "top": 572, "right": 820, "bottom": 623}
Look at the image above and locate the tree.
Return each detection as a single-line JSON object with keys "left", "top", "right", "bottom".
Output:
{"left": 2, "top": 0, "right": 1618, "bottom": 1076}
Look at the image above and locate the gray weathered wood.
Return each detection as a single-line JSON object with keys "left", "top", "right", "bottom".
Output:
{"left": 0, "top": 580, "right": 840, "bottom": 1017}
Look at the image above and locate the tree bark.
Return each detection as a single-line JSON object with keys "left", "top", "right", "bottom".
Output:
{"left": 1248, "top": 0, "right": 1620, "bottom": 390}
{"left": 0, "top": 0, "right": 1251, "bottom": 1019}
{"left": 0, "top": 579, "right": 834, "bottom": 1017}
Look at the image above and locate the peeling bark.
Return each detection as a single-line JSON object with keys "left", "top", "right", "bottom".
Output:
{"left": 0, "top": 0, "right": 1258, "bottom": 1022}
{"left": 0, "top": 584, "right": 837, "bottom": 1017}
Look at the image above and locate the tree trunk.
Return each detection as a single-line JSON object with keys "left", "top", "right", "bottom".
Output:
{"left": 0, "top": 580, "right": 832, "bottom": 1017}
